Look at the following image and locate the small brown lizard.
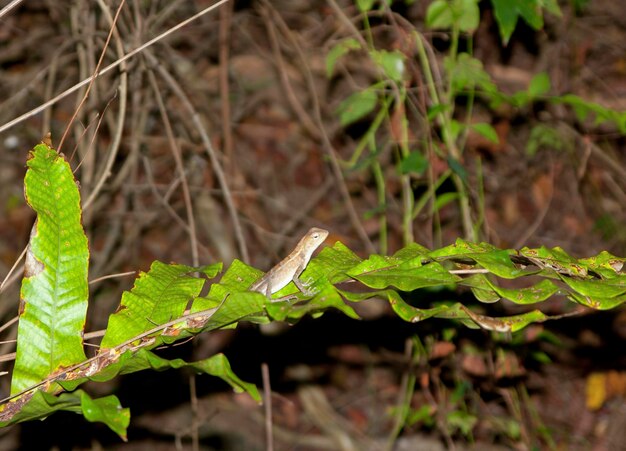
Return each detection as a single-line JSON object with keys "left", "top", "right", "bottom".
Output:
{"left": 250, "top": 227, "right": 329, "bottom": 300}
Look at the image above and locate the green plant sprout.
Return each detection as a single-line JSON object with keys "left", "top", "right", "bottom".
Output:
{"left": 327, "top": 0, "right": 625, "bottom": 253}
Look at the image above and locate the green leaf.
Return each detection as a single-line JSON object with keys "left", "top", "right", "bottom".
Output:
{"left": 172, "top": 352, "right": 260, "bottom": 401}
{"left": 198, "top": 291, "right": 267, "bottom": 328}
{"left": 267, "top": 284, "right": 359, "bottom": 322}
{"left": 456, "top": 0, "right": 480, "bottom": 32}
{"left": 399, "top": 151, "right": 429, "bottom": 175}
{"left": 12, "top": 143, "right": 89, "bottom": 395}
{"left": 100, "top": 261, "right": 207, "bottom": 349}
{"left": 391, "top": 242, "right": 431, "bottom": 260}
{"left": 2, "top": 350, "right": 258, "bottom": 430}
{"left": 356, "top": 0, "right": 376, "bottom": 12}
{"left": 336, "top": 87, "right": 378, "bottom": 126}
{"left": 425, "top": 0, "right": 452, "bottom": 29}
{"left": 490, "top": 0, "right": 561, "bottom": 45}
{"left": 199, "top": 262, "right": 223, "bottom": 279}
{"left": 520, "top": 246, "right": 589, "bottom": 277}
{"left": 445, "top": 53, "right": 496, "bottom": 95}
{"left": 470, "top": 123, "right": 499, "bottom": 144}
{"left": 447, "top": 411, "right": 477, "bottom": 436}
{"left": 448, "top": 119, "right": 463, "bottom": 142}
{"left": 406, "top": 405, "right": 435, "bottom": 427}
{"left": 430, "top": 239, "right": 524, "bottom": 278}
{"left": 348, "top": 253, "right": 403, "bottom": 274}
{"left": 451, "top": 305, "right": 553, "bottom": 332}
{"left": 567, "top": 291, "right": 626, "bottom": 310}
{"left": 446, "top": 155, "right": 468, "bottom": 184}
{"left": 528, "top": 72, "right": 551, "bottom": 97}
{"left": 80, "top": 392, "right": 130, "bottom": 440}
{"left": 371, "top": 50, "right": 406, "bottom": 82}
{"left": 530, "top": 350, "right": 552, "bottom": 364}
{"left": 142, "top": 350, "right": 260, "bottom": 400}
{"left": 525, "top": 124, "right": 565, "bottom": 156}
{"left": 426, "top": 0, "right": 479, "bottom": 32}
{"left": 84, "top": 348, "right": 261, "bottom": 402}
{"left": 0, "top": 391, "right": 81, "bottom": 424}
{"left": 341, "top": 288, "right": 459, "bottom": 323}
{"left": 326, "top": 38, "right": 361, "bottom": 77}
{"left": 508, "top": 90, "right": 531, "bottom": 108}
{"left": 579, "top": 251, "right": 626, "bottom": 278}
{"left": 200, "top": 259, "right": 259, "bottom": 302}
{"left": 554, "top": 94, "right": 626, "bottom": 133}
{"left": 491, "top": 0, "right": 543, "bottom": 45}
{"left": 0, "top": 390, "right": 128, "bottom": 440}
{"left": 427, "top": 103, "right": 450, "bottom": 121}
{"left": 315, "top": 242, "right": 364, "bottom": 284}
{"left": 463, "top": 274, "right": 501, "bottom": 303}
{"left": 559, "top": 274, "right": 626, "bottom": 299}
{"left": 541, "top": 0, "right": 562, "bottom": 17}
{"left": 486, "top": 278, "right": 560, "bottom": 304}
{"left": 434, "top": 192, "right": 460, "bottom": 211}
{"left": 341, "top": 288, "right": 560, "bottom": 333}
{"left": 349, "top": 261, "right": 461, "bottom": 291}
{"left": 191, "top": 259, "right": 267, "bottom": 320}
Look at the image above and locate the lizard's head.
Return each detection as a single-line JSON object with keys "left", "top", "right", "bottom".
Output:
{"left": 299, "top": 228, "right": 329, "bottom": 257}
{"left": 307, "top": 227, "right": 329, "bottom": 246}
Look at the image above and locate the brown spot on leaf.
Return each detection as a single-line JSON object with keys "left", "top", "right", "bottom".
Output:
{"left": 24, "top": 223, "right": 44, "bottom": 278}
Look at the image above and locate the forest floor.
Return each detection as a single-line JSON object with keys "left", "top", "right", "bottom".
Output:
{"left": 1, "top": 0, "right": 626, "bottom": 450}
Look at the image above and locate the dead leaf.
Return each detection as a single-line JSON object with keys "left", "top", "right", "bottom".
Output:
{"left": 586, "top": 371, "right": 626, "bottom": 410}
{"left": 429, "top": 341, "right": 456, "bottom": 360}
{"left": 462, "top": 354, "right": 488, "bottom": 377}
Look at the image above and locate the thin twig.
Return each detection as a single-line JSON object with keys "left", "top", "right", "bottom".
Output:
{"left": 70, "top": 95, "right": 116, "bottom": 173}
{"left": 279, "top": 177, "right": 334, "bottom": 238}
{"left": 190, "top": 374, "right": 200, "bottom": 451}
{"left": 260, "top": 1, "right": 375, "bottom": 253}
{"left": 513, "top": 165, "right": 555, "bottom": 249}
{"left": 0, "top": 317, "right": 18, "bottom": 337}
{"left": 559, "top": 121, "right": 626, "bottom": 180}
{"left": 147, "top": 70, "right": 199, "bottom": 266}
{"left": 68, "top": 0, "right": 95, "bottom": 175}
{"left": 88, "top": 271, "right": 137, "bottom": 285}
{"left": 81, "top": 0, "right": 129, "bottom": 210}
{"left": 0, "top": 353, "right": 15, "bottom": 364}
{"left": 259, "top": 7, "right": 320, "bottom": 140}
{"left": 141, "top": 156, "right": 205, "bottom": 246}
{"left": 0, "top": 0, "right": 24, "bottom": 20}
{"left": 262, "top": 362, "right": 274, "bottom": 451}
{"left": 41, "top": 42, "right": 59, "bottom": 137}
{"left": 57, "top": 0, "right": 125, "bottom": 152}
{"left": 385, "top": 338, "right": 415, "bottom": 451}
{"left": 325, "top": 0, "right": 369, "bottom": 49}
{"left": 0, "top": 247, "right": 26, "bottom": 295}
{"left": 0, "top": 0, "right": 232, "bottom": 135}
{"left": 219, "top": 1, "right": 234, "bottom": 175}
{"left": 143, "top": 50, "right": 249, "bottom": 263}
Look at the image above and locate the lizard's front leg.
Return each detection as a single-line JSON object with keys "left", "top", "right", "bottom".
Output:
{"left": 264, "top": 278, "right": 301, "bottom": 302}
{"left": 293, "top": 269, "right": 317, "bottom": 296}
